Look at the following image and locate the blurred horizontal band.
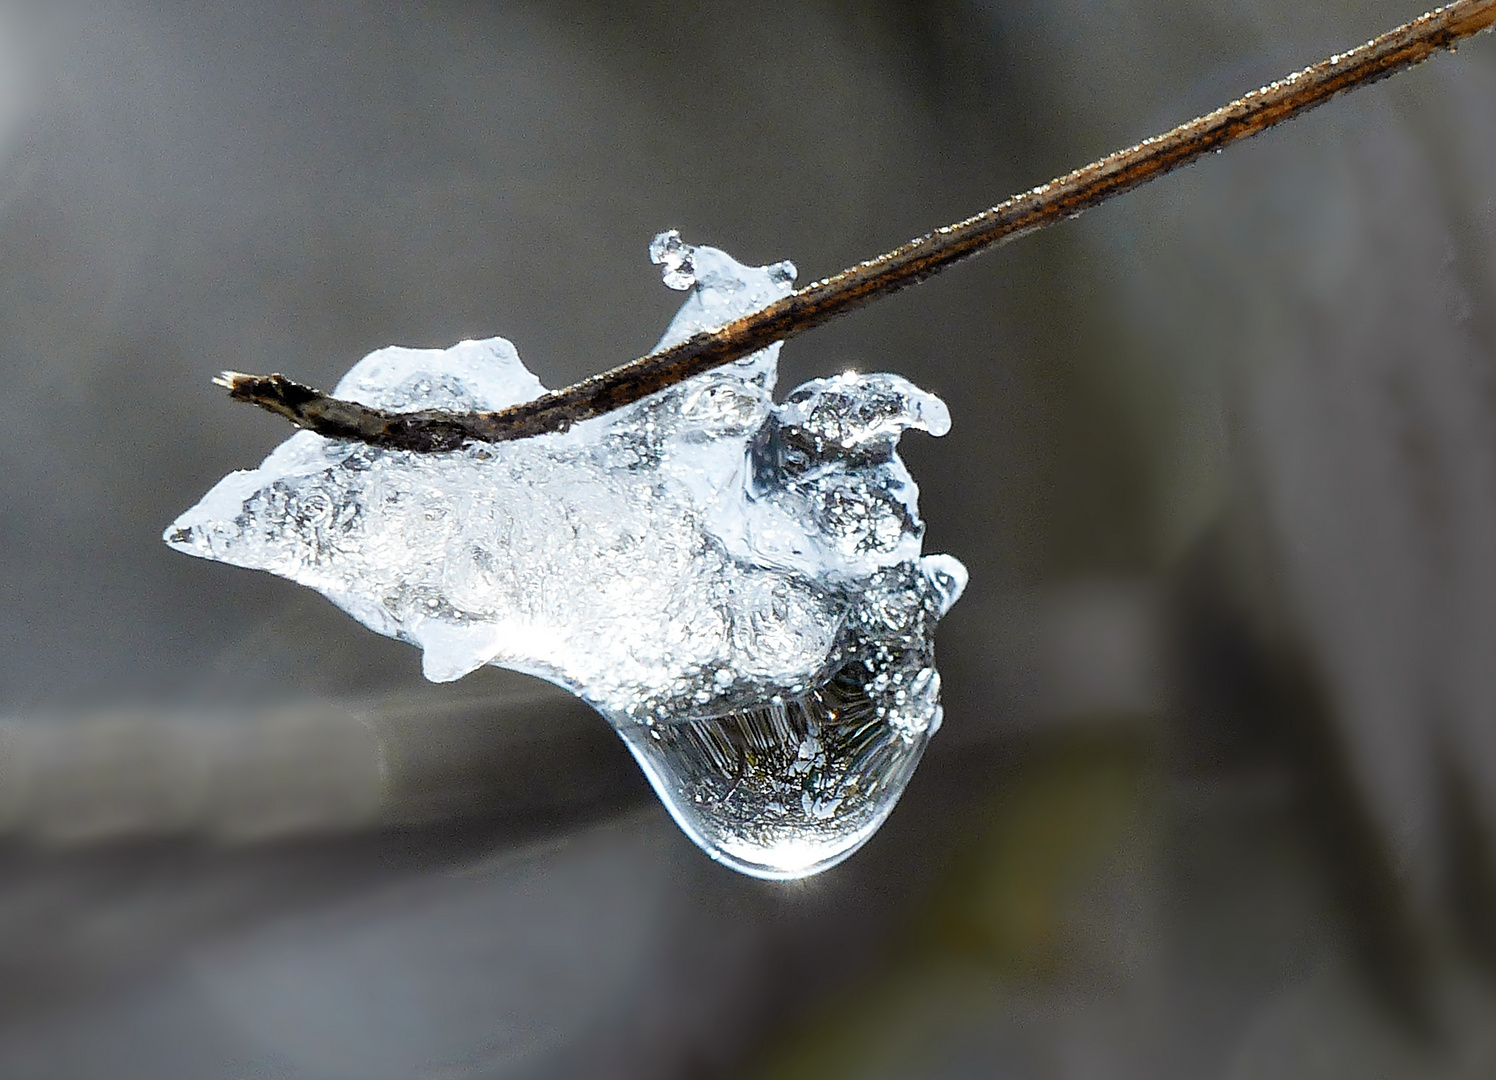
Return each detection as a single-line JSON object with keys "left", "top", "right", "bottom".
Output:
{"left": 0, "top": 580, "right": 1166, "bottom": 847}
{"left": 0, "top": 684, "right": 635, "bottom": 846}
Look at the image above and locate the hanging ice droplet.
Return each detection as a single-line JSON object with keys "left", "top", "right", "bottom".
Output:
{"left": 620, "top": 558, "right": 962, "bottom": 878}
{"left": 165, "top": 233, "right": 966, "bottom": 879}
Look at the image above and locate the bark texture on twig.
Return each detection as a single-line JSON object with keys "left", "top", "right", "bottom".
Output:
{"left": 221, "top": 0, "right": 1496, "bottom": 451}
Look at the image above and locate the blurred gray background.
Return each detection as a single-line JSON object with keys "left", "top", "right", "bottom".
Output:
{"left": 1, "top": 0, "right": 1495, "bottom": 1076}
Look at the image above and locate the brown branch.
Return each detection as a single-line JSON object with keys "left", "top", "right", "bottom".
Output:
{"left": 222, "top": 0, "right": 1496, "bottom": 451}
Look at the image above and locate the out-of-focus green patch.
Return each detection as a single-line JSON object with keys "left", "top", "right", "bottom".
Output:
{"left": 749, "top": 722, "right": 1158, "bottom": 1080}
{"left": 921, "top": 725, "right": 1155, "bottom": 979}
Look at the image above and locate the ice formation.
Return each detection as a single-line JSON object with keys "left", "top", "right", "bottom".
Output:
{"left": 166, "top": 232, "right": 967, "bottom": 879}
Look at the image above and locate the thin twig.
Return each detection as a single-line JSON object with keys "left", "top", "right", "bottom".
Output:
{"left": 222, "top": 0, "right": 1496, "bottom": 452}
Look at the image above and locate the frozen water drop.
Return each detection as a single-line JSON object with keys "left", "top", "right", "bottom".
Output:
{"left": 650, "top": 229, "right": 697, "bottom": 291}
{"left": 919, "top": 553, "right": 968, "bottom": 617}
{"left": 615, "top": 558, "right": 954, "bottom": 878}
{"left": 620, "top": 665, "right": 927, "bottom": 878}
{"left": 166, "top": 232, "right": 965, "bottom": 879}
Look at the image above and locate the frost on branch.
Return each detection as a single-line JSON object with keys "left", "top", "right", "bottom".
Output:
{"left": 166, "top": 232, "right": 966, "bottom": 878}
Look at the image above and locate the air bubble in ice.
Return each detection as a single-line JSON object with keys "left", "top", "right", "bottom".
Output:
{"left": 166, "top": 233, "right": 966, "bottom": 879}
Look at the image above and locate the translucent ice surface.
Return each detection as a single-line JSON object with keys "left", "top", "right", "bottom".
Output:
{"left": 166, "top": 231, "right": 967, "bottom": 879}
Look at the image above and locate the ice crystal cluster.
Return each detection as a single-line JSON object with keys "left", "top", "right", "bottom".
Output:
{"left": 166, "top": 232, "right": 966, "bottom": 878}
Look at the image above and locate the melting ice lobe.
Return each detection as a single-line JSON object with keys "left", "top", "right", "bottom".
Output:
{"left": 165, "top": 231, "right": 967, "bottom": 879}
